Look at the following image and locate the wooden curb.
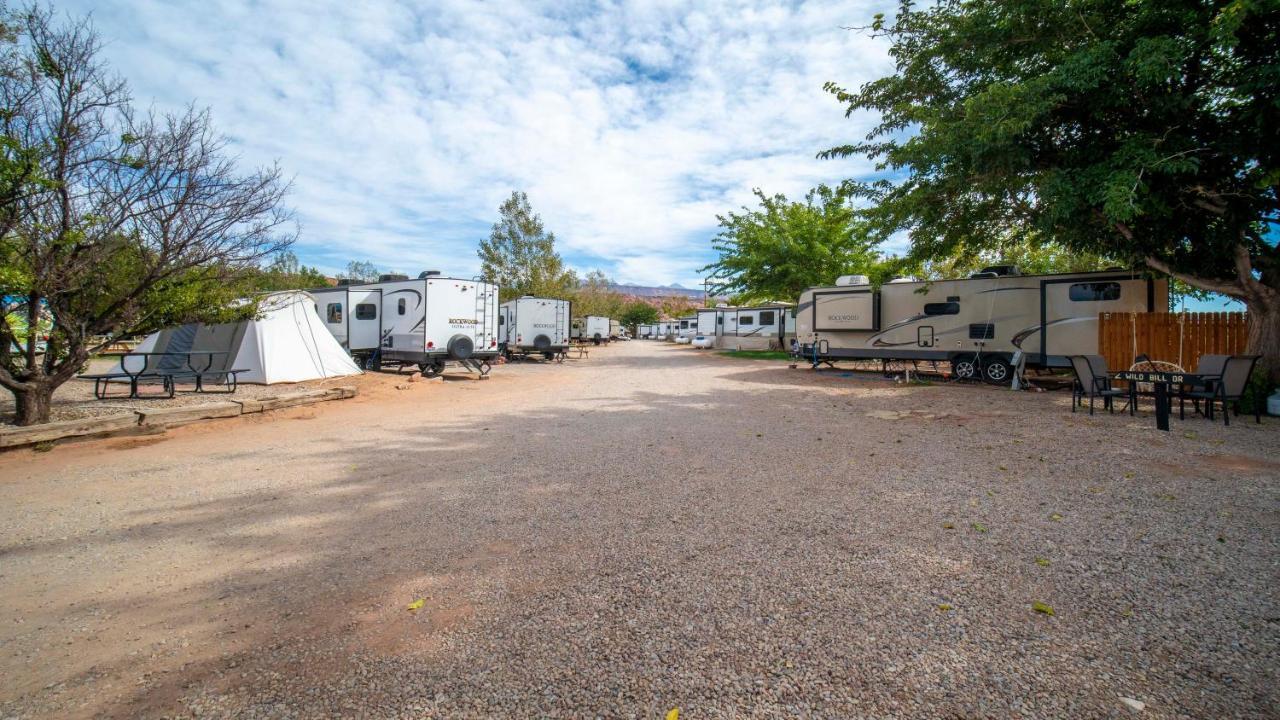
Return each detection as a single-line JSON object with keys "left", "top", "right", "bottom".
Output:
{"left": 0, "top": 385, "right": 359, "bottom": 450}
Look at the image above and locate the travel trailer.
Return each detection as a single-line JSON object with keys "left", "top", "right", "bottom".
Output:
{"left": 694, "top": 304, "right": 794, "bottom": 350}
{"left": 499, "top": 296, "right": 571, "bottom": 360}
{"left": 311, "top": 272, "right": 499, "bottom": 377}
{"left": 609, "top": 319, "right": 623, "bottom": 339}
{"left": 637, "top": 324, "right": 656, "bottom": 339}
{"left": 795, "top": 267, "right": 1168, "bottom": 383}
{"left": 572, "top": 315, "right": 611, "bottom": 344}
{"left": 675, "top": 315, "right": 697, "bottom": 339}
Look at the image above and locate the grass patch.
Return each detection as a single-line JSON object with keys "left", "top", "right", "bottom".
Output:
{"left": 716, "top": 350, "right": 792, "bottom": 361}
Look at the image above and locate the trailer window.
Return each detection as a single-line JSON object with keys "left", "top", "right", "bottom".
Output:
{"left": 326, "top": 303, "right": 342, "bottom": 323}
{"left": 924, "top": 302, "right": 959, "bottom": 316}
{"left": 355, "top": 303, "right": 377, "bottom": 320}
{"left": 499, "top": 314, "right": 505, "bottom": 325}
{"left": 397, "top": 298, "right": 406, "bottom": 315}
{"left": 969, "top": 323, "right": 995, "bottom": 339}
{"left": 1069, "top": 282, "right": 1121, "bottom": 302}
{"left": 739, "top": 315, "right": 754, "bottom": 325}
{"left": 758, "top": 311, "right": 775, "bottom": 325}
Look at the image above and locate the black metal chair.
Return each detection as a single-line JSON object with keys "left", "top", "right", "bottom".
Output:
{"left": 1069, "top": 355, "right": 1128, "bottom": 415}
{"left": 1178, "top": 354, "right": 1229, "bottom": 420}
{"left": 1180, "top": 355, "right": 1261, "bottom": 426}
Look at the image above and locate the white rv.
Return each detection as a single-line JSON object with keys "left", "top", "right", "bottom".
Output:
{"left": 675, "top": 315, "right": 698, "bottom": 339}
{"left": 795, "top": 267, "right": 1168, "bottom": 383}
{"left": 693, "top": 304, "right": 793, "bottom": 350}
{"left": 572, "top": 315, "right": 611, "bottom": 345}
{"left": 637, "top": 324, "right": 656, "bottom": 339}
{"left": 311, "top": 271, "right": 499, "bottom": 377}
{"left": 499, "top": 296, "right": 571, "bottom": 360}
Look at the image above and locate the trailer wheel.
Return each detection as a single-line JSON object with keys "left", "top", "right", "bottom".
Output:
{"left": 533, "top": 334, "right": 551, "bottom": 350}
{"left": 543, "top": 352, "right": 555, "bottom": 361}
{"left": 418, "top": 362, "right": 444, "bottom": 378}
{"left": 951, "top": 355, "right": 980, "bottom": 381}
{"left": 447, "top": 334, "right": 474, "bottom": 360}
{"left": 592, "top": 333, "right": 602, "bottom": 346}
{"left": 981, "top": 356, "right": 1012, "bottom": 385}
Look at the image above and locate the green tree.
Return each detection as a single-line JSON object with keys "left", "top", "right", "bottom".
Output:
{"left": 572, "top": 270, "right": 624, "bottom": 318}
{"left": 344, "top": 260, "right": 379, "bottom": 283}
{"left": 0, "top": 6, "right": 293, "bottom": 425}
{"left": 478, "top": 191, "right": 577, "bottom": 301}
{"left": 701, "top": 185, "right": 893, "bottom": 303}
{"left": 253, "top": 251, "right": 330, "bottom": 291}
{"left": 619, "top": 300, "right": 659, "bottom": 331}
{"left": 823, "top": 0, "right": 1280, "bottom": 377}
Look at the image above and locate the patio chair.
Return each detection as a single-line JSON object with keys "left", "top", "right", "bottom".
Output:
{"left": 1069, "top": 355, "right": 1128, "bottom": 415}
{"left": 1178, "top": 354, "right": 1229, "bottom": 420}
{"left": 1179, "top": 355, "right": 1261, "bottom": 426}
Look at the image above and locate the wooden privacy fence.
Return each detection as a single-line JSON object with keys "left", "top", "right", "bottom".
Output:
{"left": 1098, "top": 312, "right": 1249, "bottom": 372}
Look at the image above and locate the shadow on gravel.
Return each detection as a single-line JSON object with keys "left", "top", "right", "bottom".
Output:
{"left": 3, "top": 358, "right": 1278, "bottom": 719}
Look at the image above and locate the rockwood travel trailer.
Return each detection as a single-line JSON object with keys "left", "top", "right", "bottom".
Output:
{"left": 794, "top": 268, "right": 1168, "bottom": 383}
{"left": 572, "top": 315, "right": 611, "bottom": 344}
{"left": 498, "top": 296, "right": 571, "bottom": 360}
{"left": 311, "top": 272, "right": 499, "bottom": 377}
{"left": 695, "top": 304, "right": 795, "bottom": 350}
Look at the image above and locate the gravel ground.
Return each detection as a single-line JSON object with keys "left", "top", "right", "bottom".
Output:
{"left": 1, "top": 340, "right": 1277, "bottom": 719}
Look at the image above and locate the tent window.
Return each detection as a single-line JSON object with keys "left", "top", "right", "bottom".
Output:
{"left": 397, "top": 298, "right": 406, "bottom": 315}
{"left": 758, "top": 311, "right": 775, "bottom": 325}
{"left": 1069, "top": 282, "right": 1121, "bottom": 302}
{"left": 355, "top": 303, "right": 377, "bottom": 320}
{"left": 326, "top": 303, "right": 342, "bottom": 323}
{"left": 924, "top": 302, "right": 959, "bottom": 316}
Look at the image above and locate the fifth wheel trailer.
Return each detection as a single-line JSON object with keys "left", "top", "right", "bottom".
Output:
{"left": 311, "top": 272, "right": 499, "bottom": 377}
{"left": 499, "top": 296, "right": 571, "bottom": 360}
{"left": 795, "top": 268, "right": 1168, "bottom": 383}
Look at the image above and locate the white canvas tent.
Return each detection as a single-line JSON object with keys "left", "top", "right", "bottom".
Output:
{"left": 115, "top": 291, "right": 361, "bottom": 384}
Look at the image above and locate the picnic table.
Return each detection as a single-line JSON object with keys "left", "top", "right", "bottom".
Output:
{"left": 1111, "top": 370, "right": 1210, "bottom": 432}
{"left": 80, "top": 351, "right": 244, "bottom": 399}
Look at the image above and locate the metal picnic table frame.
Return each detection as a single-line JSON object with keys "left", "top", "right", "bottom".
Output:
{"left": 83, "top": 351, "right": 236, "bottom": 399}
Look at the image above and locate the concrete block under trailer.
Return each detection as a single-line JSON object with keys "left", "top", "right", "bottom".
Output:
{"left": 312, "top": 274, "right": 499, "bottom": 377}
{"left": 794, "top": 270, "right": 1168, "bottom": 383}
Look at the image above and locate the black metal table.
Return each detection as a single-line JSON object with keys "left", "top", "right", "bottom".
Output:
{"left": 87, "top": 351, "right": 231, "bottom": 399}
{"left": 1111, "top": 370, "right": 1208, "bottom": 431}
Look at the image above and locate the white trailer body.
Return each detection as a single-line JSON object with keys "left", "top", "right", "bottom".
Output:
{"left": 693, "top": 305, "right": 791, "bottom": 349}
{"left": 609, "top": 319, "right": 622, "bottom": 339}
{"left": 312, "top": 274, "right": 498, "bottom": 373}
{"left": 572, "top": 315, "right": 611, "bottom": 344}
{"left": 676, "top": 316, "right": 697, "bottom": 338}
{"left": 795, "top": 269, "right": 1168, "bottom": 382}
{"left": 637, "top": 324, "right": 655, "bottom": 339}
{"left": 499, "top": 296, "right": 571, "bottom": 358}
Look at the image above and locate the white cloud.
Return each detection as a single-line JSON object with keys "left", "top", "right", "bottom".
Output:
{"left": 71, "top": 0, "right": 896, "bottom": 286}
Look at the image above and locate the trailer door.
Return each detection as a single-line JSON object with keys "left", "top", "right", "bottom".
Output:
{"left": 348, "top": 288, "right": 382, "bottom": 350}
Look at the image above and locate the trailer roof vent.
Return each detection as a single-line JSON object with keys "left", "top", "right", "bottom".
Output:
{"left": 887, "top": 277, "right": 916, "bottom": 283}
{"left": 715, "top": 302, "right": 729, "bottom": 308}
{"left": 835, "top": 274, "right": 870, "bottom": 286}
{"left": 969, "top": 271, "right": 999, "bottom": 279}
{"left": 980, "top": 264, "right": 1020, "bottom": 276}
{"left": 379, "top": 273, "right": 409, "bottom": 282}
{"left": 418, "top": 270, "right": 442, "bottom": 278}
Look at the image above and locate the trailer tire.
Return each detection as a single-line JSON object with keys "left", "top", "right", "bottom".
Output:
{"left": 592, "top": 333, "right": 602, "bottom": 346}
{"left": 951, "top": 354, "right": 980, "bottom": 381}
{"left": 981, "top": 356, "right": 1013, "bottom": 385}
{"left": 543, "top": 352, "right": 555, "bottom": 361}
{"left": 418, "top": 362, "right": 444, "bottom": 378}
{"left": 533, "top": 334, "right": 551, "bottom": 350}
{"left": 447, "top": 334, "right": 474, "bottom": 360}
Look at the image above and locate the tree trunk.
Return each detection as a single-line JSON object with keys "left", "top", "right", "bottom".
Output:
{"left": 1245, "top": 289, "right": 1280, "bottom": 384}
{"left": 11, "top": 382, "right": 54, "bottom": 426}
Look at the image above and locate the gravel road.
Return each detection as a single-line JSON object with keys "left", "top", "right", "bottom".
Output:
{"left": 1, "top": 340, "right": 1277, "bottom": 718}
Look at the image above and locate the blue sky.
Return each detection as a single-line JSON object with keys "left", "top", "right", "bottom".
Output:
{"left": 68, "top": 0, "right": 895, "bottom": 287}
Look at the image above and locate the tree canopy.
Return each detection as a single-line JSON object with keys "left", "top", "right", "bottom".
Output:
{"left": 619, "top": 301, "right": 660, "bottom": 329}
{"left": 823, "top": 0, "right": 1279, "bottom": 374}
{"left": 0, "top": 5, "right": 293, "bottom": 424}
{"left": 701, "top": 184, "right": 894, "bottom": 303}
{"left": 571, "top": 269, "right": 624, "bottom": 318}
{"left": 479, "top": 191, "right": 577, "bottom": 301}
